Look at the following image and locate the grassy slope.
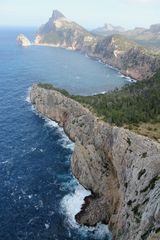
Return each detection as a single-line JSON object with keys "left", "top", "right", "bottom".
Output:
{"left": 38, "top": 70, "right": 160, "bottom": 141}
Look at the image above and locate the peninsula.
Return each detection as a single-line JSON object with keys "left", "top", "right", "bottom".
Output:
{"left": 30, "top": 80, "right": 160, "bottom": 240}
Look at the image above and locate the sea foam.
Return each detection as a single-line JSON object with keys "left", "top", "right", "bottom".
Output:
{"left": 61, "top": 180, "right": 111, "bottom": 239}
{"left": 26, "top": 87, "right": 31, "bottom": 103}
{"left": 44, "top": 118, "right": 74, "bottom": 150}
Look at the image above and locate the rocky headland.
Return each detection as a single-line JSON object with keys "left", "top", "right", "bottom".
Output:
{"left": 33, "top": 10, "right": 160, "bottom": 80}
{"left": 16, "top": 34, "right": 31, "bottom": 47}
{"left": 30, "top": 84, "right": 160, "bottom": 240}
{"left": 17, "top": 10, "right": 160, "bottom": 80}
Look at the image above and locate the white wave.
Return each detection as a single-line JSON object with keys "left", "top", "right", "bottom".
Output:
{"left": 26, "top": 87, "right": 31, "bottom": 103}
{"left": 61, "top": 181, "right": 111, "bottom": 239}
{"left": 119, "top": 74, "right": 137, "bottom": 83}
{"left": 45, "top": 118, "right": 74, "bottom": 150}
{"left": 45, "top": 119, "right": 58, "bottom": 128}
{"left": 31, "top": 105, "right": 74, "bottom": 150}
{"left": 61, "top": 183, "right": 91, "bottom": 228}
{"left": 45, "top": 223, "right": 50, "bottom": 229}
{"left": 92, "top": 91, "right": 107, "bottom": 96}
{"left": 31, "top": 147, "right": 36, "bottom": 152}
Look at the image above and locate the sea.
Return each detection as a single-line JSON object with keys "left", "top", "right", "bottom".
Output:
{"left": 0, "top": 27, "right": 130, "bottom": 240}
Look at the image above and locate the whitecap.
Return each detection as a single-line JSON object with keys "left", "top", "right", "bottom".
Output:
{"left": 45, "top": 223, "right": 50, "bottom": 229}
{"left": 60, "top": 181, "right": 112, "bottom": 239}
{"left": 26, "top": 87, "right": 31, "bottom": 103}
{"left": 61, "top": 183, "right": 91, "bottom": 228}
{"left": 31, "top": 147, "right": 36, "bottom": 152}
{"left": 1, "top": 160, "right": 8, "bottom": 164}
{"left": 44, "top": 118, "right": 74, "bottom": 150}
{"left": 45, "top": 118, "right": 58, "bottom": 128}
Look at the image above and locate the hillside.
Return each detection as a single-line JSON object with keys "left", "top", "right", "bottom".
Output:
{"left": 91, "top": 34, "right": 160, "bottom": 80}
{"left": 92, "top": 23, "right": 160, "bottom": 49}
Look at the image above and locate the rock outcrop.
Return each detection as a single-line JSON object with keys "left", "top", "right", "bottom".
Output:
{"left": 16, "top": 34, "right": 31, "bottom": 47}
{"left": 30, "top": 84, "right": 160, "bottom": 240}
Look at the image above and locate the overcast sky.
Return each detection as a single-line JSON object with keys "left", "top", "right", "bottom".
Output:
{"left": 0, "top": 0, "right": 159, "bottom": 29}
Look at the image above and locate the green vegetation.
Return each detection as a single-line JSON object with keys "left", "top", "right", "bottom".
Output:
{"left": 140, "top": 175, "right": 160, "bottom": 193}
{"left": 71, "top": 70, "right": 160, "bottom": 140}
{"left": 111, "top": 35, "right": 160, "bottom": 56}
{"left": 42, "top": 32, "right": 63, "bottom": 44}
{"left": 37, "top": 83, "right": 70, "bottom": 96}
{"left": 38, "top": 70, "right": 160, "bottom": 140}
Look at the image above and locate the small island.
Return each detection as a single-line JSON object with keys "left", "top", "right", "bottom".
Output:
{"left": 16, "top": 34, "right": 31, "bottom": 47}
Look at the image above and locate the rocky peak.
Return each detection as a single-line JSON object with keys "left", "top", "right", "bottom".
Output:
{"left": 51, "top": 10, "right": 65, "bottom": 22}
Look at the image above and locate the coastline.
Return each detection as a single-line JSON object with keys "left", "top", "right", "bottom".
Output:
{"left": 27, "top": 90, "right": 111, "bottom": 239}
{"left": 30, "top": 84, "right": 160, "bottom": 240}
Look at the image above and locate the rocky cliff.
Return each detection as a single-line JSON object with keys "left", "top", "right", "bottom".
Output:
{"left": 90, "top": 35, "right": 160, "bottom": 80}
{"left": 30, "top": 84, "right": 160, "bottom": 240}
{"left": 16, "top": 34, "right": 31, "bottom": 47}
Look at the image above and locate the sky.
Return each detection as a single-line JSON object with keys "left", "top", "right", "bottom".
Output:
{"left": 0, "top": 0, "right": 160, "bottom": 29}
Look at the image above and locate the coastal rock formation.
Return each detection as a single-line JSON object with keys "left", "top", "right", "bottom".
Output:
{"left": 16, "top": 34, "right": 31, "bottom": 47}
{"left": 30, "top": 84, "right": 160, "bottom": 240}
{"left": 34, "top": 10, "right": 160, "bottom": 80}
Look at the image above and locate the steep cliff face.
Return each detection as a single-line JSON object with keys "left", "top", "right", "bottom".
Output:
{"left": 16, "top": 34, "right": 31, "bottom": 47}
{"left": 30, "top": 84, "right": 160, "bottom": 240}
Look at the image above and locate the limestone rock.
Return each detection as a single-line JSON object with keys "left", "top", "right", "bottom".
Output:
{"left": 16, "top": 34, "right": 31, "bottom": 47}
{"left": 30, "top": 84, "right": 160, "bottom": 240}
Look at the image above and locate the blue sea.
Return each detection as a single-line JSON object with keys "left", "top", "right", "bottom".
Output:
{"left": 0, "top": 27, "right": 129, "bottom": 240}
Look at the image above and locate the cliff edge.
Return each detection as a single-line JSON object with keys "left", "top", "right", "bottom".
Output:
{"left": 30, "top": 84, "right": 160, "bottom": 240}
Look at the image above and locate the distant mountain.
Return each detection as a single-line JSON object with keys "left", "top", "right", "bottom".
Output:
{"left": 35, "top": 10, "right": 97, "bottom": 51}
{"left": 92, "top": 23, "right": 125, "bottom": 37}
{"left": 149, "top": 24, "right": 160, "bottom": 33}
{"left": 122, "top": 24, "right": 160, "bottom": 48}
{"left": 91, "top": 23, "right": 160, "bottom": 49}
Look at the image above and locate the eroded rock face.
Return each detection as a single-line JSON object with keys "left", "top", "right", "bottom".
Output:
{"left": 30, "top": 84, "right": 160, "bottom": 240}
{"left": 16, "top": 34, "right": 31, "bottom": 47}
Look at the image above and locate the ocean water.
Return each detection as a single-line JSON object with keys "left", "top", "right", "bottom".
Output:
{"left": 0, "top": 27, "right": 129, "bottom": 240}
